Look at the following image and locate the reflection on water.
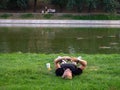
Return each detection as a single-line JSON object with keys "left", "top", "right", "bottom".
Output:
{"left": 0, "top": 27, "right": 120, "bottom": 54}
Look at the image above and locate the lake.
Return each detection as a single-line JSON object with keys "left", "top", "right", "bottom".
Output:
{"left": 0, "top": 27, "right": 120, "bottom": 54}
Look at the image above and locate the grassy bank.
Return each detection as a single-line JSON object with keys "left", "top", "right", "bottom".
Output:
{"left": 0, "top": 13, "right": 120, "bottom": 20}
{"left": 0, "top": 53, "right": 119, "bottom": 90}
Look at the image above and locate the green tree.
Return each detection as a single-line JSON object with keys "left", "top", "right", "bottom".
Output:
{"left": 76, "top": 0, "right": 85, "bottom": 12}
{"left": 85, "top": 0, "right": 97, "bottom": 12}
{"left": 51, "top": 0, "right": 98, "bottom": 12}
{"left": 67, "top": 0, "right": 76, "bottom": 10}
{"left": 17, "top": 0, "right": 29, "bottom": 11}
{"left": 33, "top": 0, "right": 37, "bottom": 12}
{"left": 7, "top": 0, "right": 18, "bottom": 9}
{"left": 7, "top": 0, "right": 29, "bottom": 10}
{"left": 51, "top": 0, "right": 68, "bottom": 11}
{"left": 103, "top": 0, "right": 119, "bottom": 12}
{"left": 0, "top": 0, "right": 9, "bottom": 9}
{"left": 66, "top": 0, "right": 85, "bottom": 12}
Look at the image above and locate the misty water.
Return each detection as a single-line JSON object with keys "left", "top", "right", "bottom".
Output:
{"left": 0, "top": 27, "right": 120, "bottom": 54}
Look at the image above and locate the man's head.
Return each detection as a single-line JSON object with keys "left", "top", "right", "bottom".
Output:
{"left": 62, "top": 68, "right": 72, "bottom": 79}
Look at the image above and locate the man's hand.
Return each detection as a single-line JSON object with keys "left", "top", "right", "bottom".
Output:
{"left": 71, "top": 57, "right": 78, "bottom": 62}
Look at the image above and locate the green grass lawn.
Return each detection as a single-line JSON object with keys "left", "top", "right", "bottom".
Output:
{"left": 0, "top": 53, "right": 119, "bottom": 90}
{"left": 0, "top": 13, "right": 120, "bottom": 20}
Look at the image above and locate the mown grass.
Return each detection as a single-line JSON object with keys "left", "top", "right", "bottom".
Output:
{"left": 43, "top": 14, "right": 53, "bottom": 19}
{"left": 20, "top": 13, "right": 34, "bottom": 19}
{"left": 59, "top": 14, "right": 120, "bottom": 20}
{"left": 0, "top": 53, "right": 119, "bottom": 90}
{"left": 0, "top": 13, "right": 13, "bottom": 19}
{"left": 0, "top": 13, "right": 120, "bottom": 20}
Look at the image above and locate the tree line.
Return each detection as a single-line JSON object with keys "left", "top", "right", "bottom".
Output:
{"left": 0, "top": 0, "right": 120, "bottom": 13}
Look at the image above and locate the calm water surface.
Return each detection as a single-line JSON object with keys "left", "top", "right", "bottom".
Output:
{"left": 0, "top": 27, "right": 120, "bottom": 54}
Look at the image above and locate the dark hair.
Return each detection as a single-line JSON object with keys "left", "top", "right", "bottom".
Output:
{"left": 55, "top": 68, "right": 64, "bottom": 76}
{"left": 72, "top": 68, "right": 83, "bottom": 75}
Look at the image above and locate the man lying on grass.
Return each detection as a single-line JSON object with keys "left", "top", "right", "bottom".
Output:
{"left": 54, "top": 56, "right": 87, "bottom": 79}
